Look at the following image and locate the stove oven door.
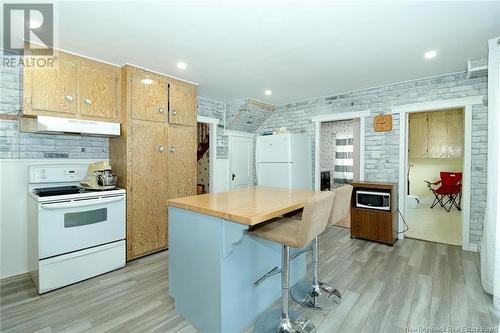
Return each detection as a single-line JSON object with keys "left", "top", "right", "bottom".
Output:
{"left": 38, "top": 194, "right": 126, "bottom": 259}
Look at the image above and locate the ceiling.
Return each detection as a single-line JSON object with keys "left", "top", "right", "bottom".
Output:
{"left": 51, "top": 2, "right": 500, "bottom": 104}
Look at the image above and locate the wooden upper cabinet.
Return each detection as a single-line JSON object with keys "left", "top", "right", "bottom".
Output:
{"left": 169, "top": 80, "right": 197, "bottom": 127}
{"left": 129, "top": 120, "right": 168, "bottom": 258}
{"left": 446, "top": 110, "right": 464, "bottom": 158}
{"left": 408, "top": 109, "right": 464, "bottom": 159}
{"left": 78, "top": 62, "right": 120, "bottom": 121}
{"left": 408, "top": 112, "right": 428, "bottom": 159}
{"left": 23, "top": 50, "right": 121, "bottom": 121}
{"left": 167, "top": 124, "right": 197, "bottom": 199}
{"left": 26, "top": 53, "right": 78, "bottom": 116}
{"left": 427, "top": 111, "right": 448, "bottom": 158}
{"left": 131, "top": 72, "right": 168, "bottom": 123}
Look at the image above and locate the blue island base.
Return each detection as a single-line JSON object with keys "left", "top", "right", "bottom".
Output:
{"left": 168, "top": 207, "right": 307, "bottom": 333}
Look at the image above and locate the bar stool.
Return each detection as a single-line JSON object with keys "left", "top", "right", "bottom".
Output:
{"left": 249, "top": 191, "right": 335, "bottom": 333}
{"left": 290, "top": 185, "right": 353, "bottom": 310}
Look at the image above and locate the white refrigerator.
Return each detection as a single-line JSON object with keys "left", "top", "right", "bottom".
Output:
{"left": 256, "top": 134, "right": 312, "bottom": 190}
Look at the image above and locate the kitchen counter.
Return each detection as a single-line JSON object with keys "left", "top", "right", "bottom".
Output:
{"left": 167, "top": 186, "right": 318, "bottom": 225}
{"left": 167, "top": 186, "right": 316, "bottom": 332}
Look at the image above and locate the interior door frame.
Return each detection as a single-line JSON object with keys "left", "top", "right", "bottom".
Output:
{"left": 225, "top": 130, "right": 255, "bottom": 189}
{"left": 392, "top": 96, "right": 483, "bottom": 250}
{"left": 197, "top": 115, "right": 219, "bottom": 193}
{"left": 311, "top": 110, "right": 371, "bottom": 191}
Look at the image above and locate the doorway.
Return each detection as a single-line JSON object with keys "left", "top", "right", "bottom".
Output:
{"left": 313, "top": 111, "right": 369, "bottom": 228}
{"left": 320, "top": 119, "right": 361, "bottom": 191}
{"left": 197, "top": 122, "right": 210, "bottom": 194}
{"left": 404, "top": 108, "right": 465, "bottom": 245}
{"left": 196, "top": 115, "right": 219, "bottom": 193}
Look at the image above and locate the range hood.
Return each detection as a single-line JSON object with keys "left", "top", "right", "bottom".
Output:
{"left": 20, "top": 116, "right": 120, "bottom": 137}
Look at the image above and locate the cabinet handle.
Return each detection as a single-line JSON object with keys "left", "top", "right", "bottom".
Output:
{"left": 169, "top": 146, "right": 175, "bottom": 153}
{"left": 172, "top": 110, "right": 177, "bottom": 116}
{"left": 83, "top": 98, "right": 92, "bottom": 105}
{"left": 158, "top": 107, "right": 164, "bottom": 114}
{"left": 157, "top": 145, "right": 165, "bottom": 153}
{"left": 64, "top": 95, "right": 73, "bottom": 102}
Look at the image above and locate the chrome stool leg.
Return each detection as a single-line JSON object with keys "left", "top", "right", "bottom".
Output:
{"left": 290, "top": 237, "right": 341, "bottom": 310}
{"left": 255, "top": 245, "right": 316, "bottom": 333}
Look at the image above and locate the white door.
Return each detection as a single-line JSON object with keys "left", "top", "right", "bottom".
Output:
{"left": 229, "top": 135, "right": 253, "bottom": 189}
{"left": 257, "top": 163, "right": 292, "bottom": 188}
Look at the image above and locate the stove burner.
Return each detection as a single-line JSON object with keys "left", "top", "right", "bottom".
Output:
{"left": 34, "top": 186, "right": 82, "bottom": 197}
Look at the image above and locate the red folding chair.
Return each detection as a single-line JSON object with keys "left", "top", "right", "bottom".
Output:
{"left": 425, "top": 172, "right": 462, "bottom": 212}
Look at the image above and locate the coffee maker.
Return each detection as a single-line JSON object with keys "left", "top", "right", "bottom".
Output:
{"left": 80, "top": 161, "right": 118, "bottom": 190}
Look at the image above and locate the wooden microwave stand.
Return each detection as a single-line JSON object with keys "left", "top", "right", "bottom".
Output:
{"left": 350, "top": 182, "right": 398, "bottom": 245}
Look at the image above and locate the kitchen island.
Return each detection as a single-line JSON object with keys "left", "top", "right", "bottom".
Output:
{"left": 167, "top": 186, "right": 318, "bottom": 333}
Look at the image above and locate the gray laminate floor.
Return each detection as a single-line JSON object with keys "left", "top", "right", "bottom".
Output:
{"left": 1, "top": 226, "right": 498, "bottom": 333}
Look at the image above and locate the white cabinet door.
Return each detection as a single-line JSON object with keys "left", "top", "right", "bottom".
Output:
{"left": 229, "top": 135, "right": 253, "bottom": 189}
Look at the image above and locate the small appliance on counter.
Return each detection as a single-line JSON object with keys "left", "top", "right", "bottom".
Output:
{"left": 80, "top": 161, "right": 118, "bottom": 190}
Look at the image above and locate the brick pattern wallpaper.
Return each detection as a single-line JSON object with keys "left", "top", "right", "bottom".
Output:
{"left": 259, "top": 72, "right": 488, "bottom": 245}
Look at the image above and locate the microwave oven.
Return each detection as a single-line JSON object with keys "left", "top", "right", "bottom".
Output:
{"left": 356, "top": 190, "right": 390, "bottom": 211}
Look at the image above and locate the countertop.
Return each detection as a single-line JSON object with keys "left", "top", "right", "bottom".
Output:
{"left": 167, "top": 186, "right": 319, "bottom": 225}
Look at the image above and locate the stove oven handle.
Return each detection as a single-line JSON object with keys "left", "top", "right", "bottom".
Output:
{"left": 40, "top": 196, "right": 125, "bottom": 210}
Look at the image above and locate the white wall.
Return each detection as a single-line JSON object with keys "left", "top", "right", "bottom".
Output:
{"left": 0, "top": 159, "right": 103, "bottom": 279}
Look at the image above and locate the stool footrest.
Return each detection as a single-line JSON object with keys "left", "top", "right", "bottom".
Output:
{"left": 253, "top": 266, "right": 281, "bottom": 287}
{"left": 290, "top": 244, "right": 312, "bottom": 261}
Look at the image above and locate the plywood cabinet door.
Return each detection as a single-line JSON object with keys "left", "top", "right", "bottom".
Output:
{"left": 27, "top": 54, "right": 78, "bottom": 116}
{"left": 169, "top": 80, "right": 197, "bottom": 127}
{"left": 446, "top": 110, "right": 464, "bottom": 158}
{"left": 131, "top": 73, "right": 168, "bottom": 122}
{"left": 427, "top": 111, "right": 448, "bottom": 158}
{"left": 408, "top": 113, "right": 428, "bottom": 159}
{"left": 129, "top": 120, "right": 168, "bottom": 259}
{"left": 167, "top": 125, "right": 197, "bottom": 199}
{"left": 79, "top": 63, "right": 120, "bottom": 120}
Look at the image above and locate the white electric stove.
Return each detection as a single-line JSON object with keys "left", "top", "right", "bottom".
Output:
{"left": 27, "top": 164, "right": 126, "bottom": 293}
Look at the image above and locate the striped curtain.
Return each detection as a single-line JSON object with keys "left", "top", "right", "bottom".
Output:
{"left": 333, "top": 133, "right": 353, "bottom": 187}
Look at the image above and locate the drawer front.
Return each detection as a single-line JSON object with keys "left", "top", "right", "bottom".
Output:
{"left": 38, "top": 240, "right": 125, "bottom": 293}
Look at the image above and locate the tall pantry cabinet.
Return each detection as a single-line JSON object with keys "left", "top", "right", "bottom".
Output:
{"left": 110, "top": 65, "right": 197, "bottom": 261}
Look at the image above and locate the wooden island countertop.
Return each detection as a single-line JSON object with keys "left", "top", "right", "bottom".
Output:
{"left": 167, "top": 186, "right": 318, "bottom": 225}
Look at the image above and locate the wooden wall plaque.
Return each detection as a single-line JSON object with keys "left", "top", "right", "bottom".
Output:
{"left": 374, "top": 115, "right": 393, "bottom": 132}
